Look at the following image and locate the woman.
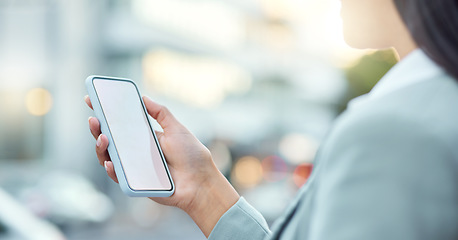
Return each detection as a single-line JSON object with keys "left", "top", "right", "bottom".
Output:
{"left": 86, "top": 0, "right": 458, "bottom": 239}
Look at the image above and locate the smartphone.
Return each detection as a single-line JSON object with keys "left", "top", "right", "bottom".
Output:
{"left": 85, "top": 75, "right": 174, "bottom": 197}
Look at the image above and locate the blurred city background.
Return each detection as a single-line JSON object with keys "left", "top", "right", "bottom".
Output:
{"left": 0, "top": 0, "right": 397, "bottom": 239}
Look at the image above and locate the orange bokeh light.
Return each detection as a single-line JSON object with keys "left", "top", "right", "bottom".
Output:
{"left": 293, "top": 163, "right": 313, "bottom": 188}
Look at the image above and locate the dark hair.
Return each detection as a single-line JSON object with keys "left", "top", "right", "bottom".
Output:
{"left": 393, "top": 0, "right": 458, "bottom": 81}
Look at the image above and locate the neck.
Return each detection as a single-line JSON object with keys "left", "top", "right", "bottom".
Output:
{"left": 392, "top": 21, "right": 418, "bottom": 60}
{"left": 394, "top": 43, "right": 418, "bottom": 60}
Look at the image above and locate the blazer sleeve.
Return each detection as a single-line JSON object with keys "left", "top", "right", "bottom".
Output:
{"left": 307, "top": 113, "right": 458, "bottom": 240}
{"left": 208, "top": 197, "right": 271, "bottom": 240}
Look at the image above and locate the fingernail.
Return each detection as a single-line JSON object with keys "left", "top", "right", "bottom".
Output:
{"left": 97, "top": 135, "right": 102, "bottom": 147}
{"left": 104, "top": 161, "right": 108, "bottom": 170}
{"left": 88, "top": 116, "right": 92, "bottom": 121}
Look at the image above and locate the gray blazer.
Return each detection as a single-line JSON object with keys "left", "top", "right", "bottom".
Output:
{"left": 208, "top": 52, "right": 458, "bottom": 239}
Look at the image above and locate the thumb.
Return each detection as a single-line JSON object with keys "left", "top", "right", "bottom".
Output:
{"left": 143, "top": 96, "right": 186, "bottom": 133}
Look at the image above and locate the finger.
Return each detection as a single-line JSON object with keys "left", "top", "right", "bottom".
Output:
{"left": 142, "top": 96, "right": 185, "bottom": 132}
{"left": 96, "top": 134, "right": 111, "bottom": 166}
{"left": 88, "top": 117, "right": 101, "bottom": 139}
{"left": 155, "top": 130, "right": 164, "bottom": 141}
{"left": 84, "top": 95, "right": 93, "bottom": 110}
{"left": 104, "top": 161, "right": 119, "bottom": 183}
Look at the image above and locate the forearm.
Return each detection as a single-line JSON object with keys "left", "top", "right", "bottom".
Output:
{"left": 185, "top": 170, "right": 240, "bottom": 238}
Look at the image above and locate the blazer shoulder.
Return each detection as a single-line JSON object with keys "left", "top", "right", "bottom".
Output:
{"left": 334, "top": 77, "right": 458, "bottom": 155}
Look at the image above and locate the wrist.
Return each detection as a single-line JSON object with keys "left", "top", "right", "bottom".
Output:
{"left": 185, "top": 169, "right": 240, "bottom": 237}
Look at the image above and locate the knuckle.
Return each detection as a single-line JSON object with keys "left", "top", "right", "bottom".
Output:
{"left": 160, "top": 105, "right": 168, "bottom": 112}
{"left": 159, "top": 105, "right": 171, "bottom": 114}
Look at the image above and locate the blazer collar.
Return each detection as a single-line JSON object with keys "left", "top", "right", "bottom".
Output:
{"left": 348, "top": 49, "right": 446, "bottom": 110}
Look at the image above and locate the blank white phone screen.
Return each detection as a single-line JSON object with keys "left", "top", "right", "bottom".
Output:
{"left": 93, "top": 79, "right": 172, "bottom": 191}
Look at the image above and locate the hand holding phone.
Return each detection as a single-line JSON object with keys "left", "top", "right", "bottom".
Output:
{"left": 85, "top": 75, "right": 240, "bottom": 237}
{"left": 86, "top": 76, "right": 174, "bottom": 197}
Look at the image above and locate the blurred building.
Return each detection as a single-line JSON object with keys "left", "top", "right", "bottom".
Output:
{"left": 0, "top": 0, "right": 395, "bottom": 239}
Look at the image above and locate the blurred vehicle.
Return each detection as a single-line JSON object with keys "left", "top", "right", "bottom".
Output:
{"left": 20, "top": 172, "right": 114, "bottom": 225}
{"left": 0, "top": 188, "right": 65, "bottom": 240}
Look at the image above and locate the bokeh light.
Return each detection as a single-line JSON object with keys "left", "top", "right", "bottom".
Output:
{"left": 261, "top": 155, "right": 289, "bottom": 182}
{"left": 232, "top": 156, "right": 263, "bottom": 188}
{"left": 25, "top": 88, "right": 53, "bottom": 116}
{"left": 142, "top": 49, "right": 252, "bottom": 108}
{"left": 293, "top": 163, "right": 313, "bottom": 188}
{"left": 279, "top": 133, "right": 318, "bottom": 164}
